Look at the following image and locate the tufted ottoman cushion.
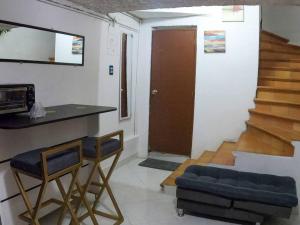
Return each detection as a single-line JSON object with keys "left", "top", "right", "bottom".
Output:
{"left": 176, "top": 165, "right": 298, "bottom": 208}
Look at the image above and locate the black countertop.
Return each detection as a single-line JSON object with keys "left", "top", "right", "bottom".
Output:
{"left": 0, "top": 104, "right": 116, "bottom": 129}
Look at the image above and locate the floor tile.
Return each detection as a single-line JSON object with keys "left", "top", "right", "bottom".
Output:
{"left": 41, "top": 157, "right": 297, "bottom": 225}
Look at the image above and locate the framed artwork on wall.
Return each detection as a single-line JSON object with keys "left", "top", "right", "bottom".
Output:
{"left": 72, "top": 36, "right": 83, "bottom": 54}
{"left": 222, "top": 5, "right": 244, "bottom": 22}
{"left": 204, "top": 31, "right": 225, "bottom": 53}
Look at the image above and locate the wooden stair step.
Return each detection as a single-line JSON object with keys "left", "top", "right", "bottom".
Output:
{"left": 255, "top": 98, "right": 300, "bottom": 107}
{"left": 260, "top": 69, "right": 300, "bottom": 79}
{"left": 247, "top": 118, "right": 300, "bottom": 143}
{"left": 261, "top": 40, "right": 300, "bottom": 50}
{"left": 257, "top": 86, "right": 300, "bottom": 93}
{"left": 210, "top": 141, "right": 236, "bottom": 166}
{"left": 261, "top": 59, "right": 300, "bottom": 64}
{"left": 261, "top": 31, "right": 289, "bottom": 44}
{"left": 160, "top": 159, "right": 196, "bottom": 187}
{"left": 196, "top": 150, "right": 216, "bottom": 163}
{"left": 249, "top": 108, "right": 300, "bottom": 122}
{"left": 246, "top": 120, "right": 292, "bottom": 143}
{"left": 260, "top": 46, "right": 300, "bottom": 55}
{"left": 254, "top": 98, "right": 300, "bottom": 118}
{"left": 260, "top": 77, "right": 300, "bottom": 82}
{"left": 237, "top": 132, "right": 293, "bottom": 157}
{"left": 259, "top": 77, "right": 300, "bottom": 88}
{"left": 260, "top": 60, "right": 300, "bottom": 70}
{"left": 260, "top": 58, "right": 300, "bottom": 63}
{"left": 260, "top": 49, "right": 300, "bottom": 61}
{"left": 260, "top": 49, "right": 300, "bottom": 57}
{"left": 257, "top": 86, "right": 300, "bottom": 104}
{"left": 160, "top": 151, "right": 215, "bottom": 187}
{"left": 249, "top": 108, "right": 300, "bottom": 133}
{"left": 260, "top": 66, "right": 300, "bottom": 72}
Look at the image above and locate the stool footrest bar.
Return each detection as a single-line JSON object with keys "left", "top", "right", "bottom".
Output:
{"left": 18, "top": 198, "right": 63, "bottom": 222}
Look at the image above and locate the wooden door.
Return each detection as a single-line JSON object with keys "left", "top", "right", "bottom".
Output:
{"left": 149, "top": 28, "right": 197, "bottom": 156}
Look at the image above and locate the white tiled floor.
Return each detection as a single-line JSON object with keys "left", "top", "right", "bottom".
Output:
{"left": 42, "top": 157, "right": 298, "bottom": 225}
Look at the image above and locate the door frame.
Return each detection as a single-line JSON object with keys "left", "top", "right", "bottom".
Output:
{"left": 148, "top": 26, "right": 198, "bottom": 157}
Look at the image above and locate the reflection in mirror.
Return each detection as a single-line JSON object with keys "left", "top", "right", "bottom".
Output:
{"left": 120, "top": 33, "right": 133, "bottom": 120}
{"left": 0, "top": 21, "right": 84, "bottom": 65}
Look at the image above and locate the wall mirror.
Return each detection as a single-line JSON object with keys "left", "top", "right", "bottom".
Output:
{"left": 0, "top": 20, "right": 84, "bottom": 65}
{"left": 119, "top": 33, "right": 133, "bottom": 120}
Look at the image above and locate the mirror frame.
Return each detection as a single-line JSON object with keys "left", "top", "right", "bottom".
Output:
{"left": 119, "top": 32, "right": 133, "bottom": 121}
{"left": 0, "top": 20, "right": 85, "bottom": 66}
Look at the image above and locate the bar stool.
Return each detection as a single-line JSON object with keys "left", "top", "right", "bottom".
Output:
{"left": 76, "top": 130, "right": 124, "bottom": 224}
{"left": 10, "top": 140, "right": 98, "bottom": 225}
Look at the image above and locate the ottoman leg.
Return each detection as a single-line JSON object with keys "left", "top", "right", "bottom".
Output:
{"left": 177, "top": 208, "right": 184, "bottom": 217}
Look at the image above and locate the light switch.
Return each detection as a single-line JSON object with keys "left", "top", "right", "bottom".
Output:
{"left": 109, "top": 65, "right": 114, "bottom": 75}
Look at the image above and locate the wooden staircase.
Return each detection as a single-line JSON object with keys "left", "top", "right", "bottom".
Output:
{"left": 161, "top": 30, "right": 300, "bottom": 188}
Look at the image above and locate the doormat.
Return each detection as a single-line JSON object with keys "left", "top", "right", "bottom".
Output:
{"left": 138, "top": 158, "right": 181, "bottom": 171}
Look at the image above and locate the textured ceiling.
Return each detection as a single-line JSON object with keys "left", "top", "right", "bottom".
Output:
{"left": 58, "top": 0, "right": 300, "bottom": 14}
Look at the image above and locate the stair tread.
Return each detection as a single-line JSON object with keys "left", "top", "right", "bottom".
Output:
{"left": 249, "top": 108, "right": 300, "bottom": 122}
{"left": 260, "top": 58, "right": 300, "bottom": 63}
{"left": 260, "top": 48, "right": 300, "bottom": 55}
{"left": 246, "top": 120, "right": 292, "bottom": 142}
{"left": 161, "top": 151, "right": 214, "bottom": 187}
{"left": 255, "top": 98, "right": 300, "bottom": 107}
{"left": 237, "top": 132, "right": 293, "bottom": 156}
{"left": 257, "top": 86, "right": 300, "bottom": 92}
{"left": 210, "top": 141, "right": 236, "bottom": 166}
{"left": 261, "top": 31, "right": 289, "bottom": 43}
{"left": 250, "top": 119, "right": 300, "bottom": 141}
{"left": 261, "top": 59, "right": 300, "bottom": 63}
{"left": 261, "top": 40, "right": 300, "bottom": 49}
{"left": 260, "top": 76, "right": 300, "bottom": 82}
{"left": 260, "top": 66, "right": 300, "bottom": 72}
{"left": 197, "top": 150, "right": 216, "bottom": 162}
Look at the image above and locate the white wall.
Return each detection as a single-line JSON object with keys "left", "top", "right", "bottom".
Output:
{"left": 262, "top": 5, "right": 300, "bottom": 46}
{"left": 136, "top": 6, "right": 260, "bottom": 158}
{"left": 0, "top": 27, "right": 55, "bottom": 61}
{"left": 96, "top": 15, "right": 140, "bottom": 160}
{"left": 0, "top": 0, "right": 101, "bottom": 106}
{"left": 0, "top": 0, "right": 140, "bottom": 224}
{"left": 0, "top": 0, "right": 139, "bottom": 143}
{"left": 97, "top": 18, "right": 139, "bottom": 136}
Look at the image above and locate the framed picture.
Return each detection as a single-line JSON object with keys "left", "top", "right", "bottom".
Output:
{"left": 222, "top": 5, "right": 244, "bottom": 22}
{"left": 204, "top": 31, "right": 225, "bottom": 53}
{"left": 72, "top": 36, "right": 83, "bottom": 54}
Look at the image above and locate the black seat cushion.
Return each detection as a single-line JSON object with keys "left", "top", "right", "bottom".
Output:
{"left": 82, "top": 137, "right": 121, "bottom": 158}
{"left": 10, "top": 147, "right": 80, "bottom": 178}
{"left": 176, "top": 165, "right": 298, "bottom": 208}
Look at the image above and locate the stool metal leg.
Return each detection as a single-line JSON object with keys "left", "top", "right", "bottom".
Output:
{"left": 55, "top": 168, "right": 81, "bottom": 225}
{"left": 32, "top": 181, "right": 48, "bottom": 223}
{"left": 92, "top": 152, "right": 124, "bottom": 224}
{"left": 75, "top": 177, "right": 99, "bottom": 225}
{"left": 92, "top": 152, "right": 121, "bottom": 209}
{"left": 70, "top": 162, "right": 99, "bottom": 225}
{"left": 12, "top": 170, "right": 41, "bottom": 225}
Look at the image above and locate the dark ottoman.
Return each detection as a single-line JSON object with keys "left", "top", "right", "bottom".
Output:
{"left": 175, "top": 165, "right": 298, "bottom": 224}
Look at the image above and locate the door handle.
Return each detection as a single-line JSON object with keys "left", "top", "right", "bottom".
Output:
{"left": 151, "top": 89, "right": 159, "bottom": 95}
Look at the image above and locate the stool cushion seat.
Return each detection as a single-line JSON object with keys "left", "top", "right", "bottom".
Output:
{"left": 176, "top": 165, "right": 298, "bottom": 208}
{"left": 82, "top": 137, "right": 121, "bottom": 158}
{"left": 10, "top": 147, "right": 80, "bottom": 177}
